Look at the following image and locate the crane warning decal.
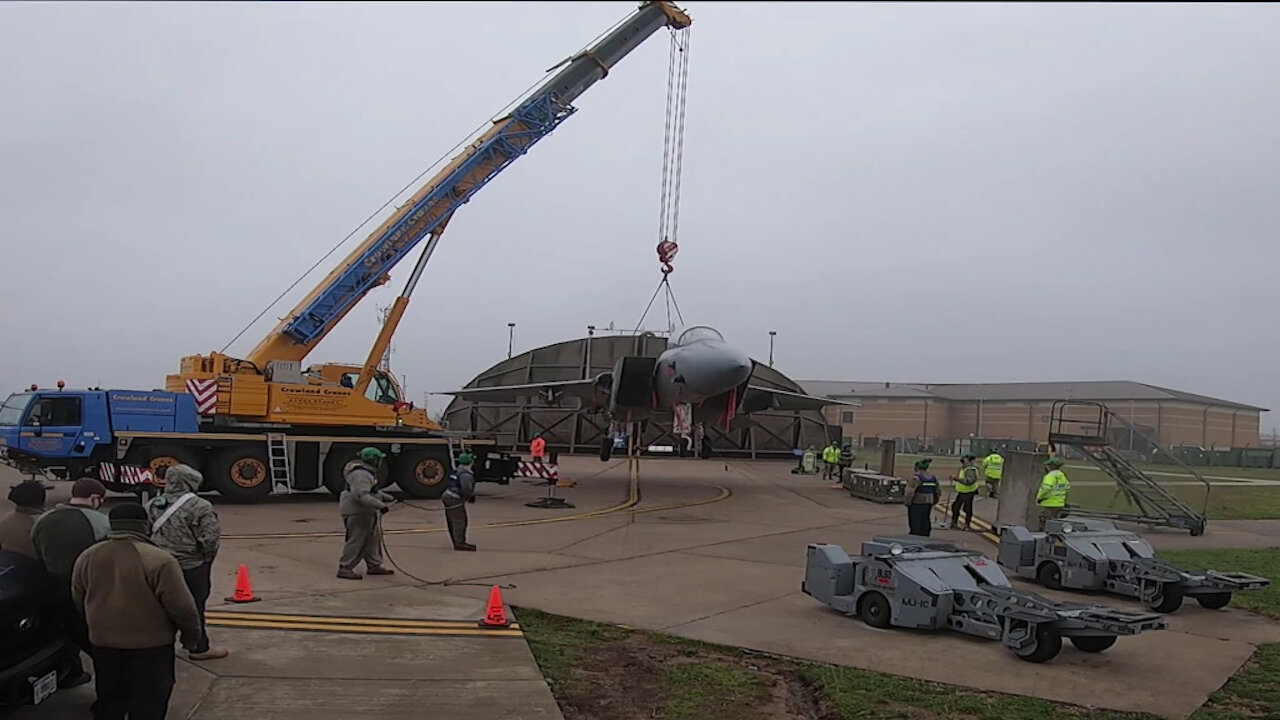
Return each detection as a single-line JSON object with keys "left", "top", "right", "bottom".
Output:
{"left": 185, "top": 379, "right": 219, "bottom": 414}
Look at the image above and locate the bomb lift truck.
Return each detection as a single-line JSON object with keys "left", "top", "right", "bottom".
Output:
{"left": 0, "top": 2, "right": 694, "bottom": 502}
{"left": 803, "top": 537, "right": 1167, "bottom": 663}
{"left": 998, "top": 516, "right": 1270, "bottom": 613}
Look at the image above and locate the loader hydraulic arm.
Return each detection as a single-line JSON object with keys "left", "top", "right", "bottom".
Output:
{"left": 242, "top": 1, "right": 692, "bottom": 371}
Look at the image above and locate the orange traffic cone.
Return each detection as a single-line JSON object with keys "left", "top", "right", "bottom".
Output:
{"left": 478, "top": 584, "right": 510, "bottom": 628}
{"left": 224, "top": 564, "right": 262, "bottom": 603}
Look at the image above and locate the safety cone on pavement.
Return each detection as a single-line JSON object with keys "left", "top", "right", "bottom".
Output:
{"left": 478, "top": 584, "right": 511, "bottom": 628}
{"left": 224, "top": 564, "right": 262, "bottom": 603}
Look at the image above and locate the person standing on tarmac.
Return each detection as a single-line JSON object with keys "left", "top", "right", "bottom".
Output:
{"left": 442, "top": 453, "right": 477, "bottom": 551}
{"left": 949, "top": 455, "right": 980, "bottom": 530}
{"left": 902, "top": 459, "right": 940, "bottom": 537}
{"left": 337, "top": 447, "right": 397, "bottom": 579}
{"left": 0, "top": 480, "right": 45, "bottom": 558}
{"left": 821, "top": 441, "right": 841, "bottom": 482}
{"left": 30, "top": 477, "right": 110, "bottom": 689}
{"left": 1036, "top": 457, "right": 1071, "bottom": 530}
{"left": 530, "top": 434, "right": 547, "bottom": 463}
{"left": 982, "top": 448, "right": 1004, "bottom": 498}
{"left": 72, "top": 503, "right": 202, "bottom": 720}
{"left": 145, "top": 463, "right": 229, "bottom": 661}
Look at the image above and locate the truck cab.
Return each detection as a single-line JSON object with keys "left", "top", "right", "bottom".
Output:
{"left": 0, "top": 389, "right": 111, "bottom": 480}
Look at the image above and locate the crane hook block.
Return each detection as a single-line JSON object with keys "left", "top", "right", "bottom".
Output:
{"left": 657, "top": 239, "right": 678, "bottom": 275}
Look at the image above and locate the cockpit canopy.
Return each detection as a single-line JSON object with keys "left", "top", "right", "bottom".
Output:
{"left": 674, "top": 325, "right": 724, "bottom": 346}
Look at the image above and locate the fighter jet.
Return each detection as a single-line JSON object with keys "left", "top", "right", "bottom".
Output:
{"left": 436, "top": 325, "right": 855, "bottom": 460}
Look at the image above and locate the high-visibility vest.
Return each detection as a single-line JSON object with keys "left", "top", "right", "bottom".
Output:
{"left": 530, "top": 437, "right": 546, "bottom": 458}
{"left": 954, "top": 465, "right": 980, "bottom": 493}
{"left": 983, "top": 453, "right": 1004, "bottom": 479}
{"left": 1037, "top": 470, "right": 1070, "bottom": 507}
{"left": 823, "top": 446, "right": 840, "bottom": 463}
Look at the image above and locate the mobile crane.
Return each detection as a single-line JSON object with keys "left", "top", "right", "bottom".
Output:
{"left": 0, "top": 2, "right": 694, "bottom": 502}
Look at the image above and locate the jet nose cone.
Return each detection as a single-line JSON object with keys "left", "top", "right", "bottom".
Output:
{"left": 713, "top": 347, "right": 753, "bottom": 390}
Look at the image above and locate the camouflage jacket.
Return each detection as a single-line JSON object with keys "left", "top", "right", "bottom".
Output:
{"left": 145, "top": 464, "right": 221, "bottom": 570}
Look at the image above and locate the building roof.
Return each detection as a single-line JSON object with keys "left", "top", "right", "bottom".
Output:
{"left": 796, "top": 380, "right": 1267, "bottom": 412}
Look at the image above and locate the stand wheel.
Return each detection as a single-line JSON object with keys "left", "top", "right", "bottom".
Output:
{"left": 1037, "top": 562, "right": 1063, "bottom": 591}
{"left": 1069, "top": 636, "right": 1116, "bottom": 653}
{"left": 1014, "top": 624, "right": 1062, "bottom": 663}
{"left": 1146, "top": 583, "right": 1185, "bottom": 613}
{"left": 1196, "top": 592, "right": 1232, "bottom": 610}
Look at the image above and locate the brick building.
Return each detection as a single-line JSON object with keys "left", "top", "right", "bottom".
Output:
{"left": 801, "top": 380, "right": 1267, "bottom": 451}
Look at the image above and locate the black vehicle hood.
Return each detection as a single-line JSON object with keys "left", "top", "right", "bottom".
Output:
{"left": 0, "top": 550, "right": 49, "bottom": 606}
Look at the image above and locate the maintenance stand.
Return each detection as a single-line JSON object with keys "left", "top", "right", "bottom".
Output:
{"left": 998, "top": 515, "right": 1270, "bottom": 613}
{"left": 803, "top": 537, "right": 1167, "bottom": 663}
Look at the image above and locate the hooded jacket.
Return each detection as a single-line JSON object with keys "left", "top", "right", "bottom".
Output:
{"left": 339, "top": 460, "right": 394, "bottom": 517}
{"left": 71, "top": 527, "right": 202, "bottom": 650}
{"left": 144, "top": 464, "right": 221, "bottom": 570}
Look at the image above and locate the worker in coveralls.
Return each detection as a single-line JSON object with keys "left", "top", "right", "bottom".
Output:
{"left": 145, "top": 464, "right": 230, "bottom": 661}
{"left": 1036, "top": 457, "right": 1071, "bottom": 530}
{"left": 982, "top": 448, "right": 1004, "bottom": 498}
{"left": 949, "top": 454, "right": 980, "bottom": 530}
{"left": 821, "top": 441, "right": 842, "bottom": 481}
{"left": 902, "top": 458, "right": 939, "bottom": 536}
{"left": 337, "top": 447, "right": 396, "bottom": 579}
{"left": 442, "top": 453, "right": 477, "bottom": 551}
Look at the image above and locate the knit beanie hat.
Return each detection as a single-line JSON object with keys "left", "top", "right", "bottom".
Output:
{"left": 7, "top": 481, "right": 45, "bottom": 509}
{"left": 109, "top": 502, "right": 151, "bottom": 536}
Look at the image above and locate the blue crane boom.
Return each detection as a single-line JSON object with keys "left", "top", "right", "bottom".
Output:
{"left": 244, "top": 1, "right": 692, "bottom": 367}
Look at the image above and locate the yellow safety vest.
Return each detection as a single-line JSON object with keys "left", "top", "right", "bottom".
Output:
{"left": 954, "top": 465, "right": 980, "bottom": 493}
{"left": 823, "top": 446, "right": 840, "bottom": 463}
{"left": 983, "top": 453, "right": 1004, "bottom": 479}
{"left": 1037, "top": 470, "right": 1070, "bottom": 507}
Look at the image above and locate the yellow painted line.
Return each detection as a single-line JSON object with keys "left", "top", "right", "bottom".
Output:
{"left": 935, "top": 498, "right": 1000, "bottom": 546}
{"left": 206, "top": 610, "right": 520, "bottom": 630}
{"left": 205, "top": 617, "right": 523, "bottom": 638}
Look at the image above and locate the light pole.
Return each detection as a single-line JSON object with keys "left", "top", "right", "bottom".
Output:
{"left": 768, "top": 330, "right": 777, "bottom": 367}
{"left": 507, "top": 322, "right": 515, "bottom": 359}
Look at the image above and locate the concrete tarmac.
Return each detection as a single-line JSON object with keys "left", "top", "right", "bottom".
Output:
{"left": 6, "top": 457, "right": 1280, "bottom": 719}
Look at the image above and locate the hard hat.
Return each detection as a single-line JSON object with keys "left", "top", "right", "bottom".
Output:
{"left": 1045, "top": 457, "right": 1064, "bottom": 467}
{"left": 914, "top": 458, "right": 932, "bottom": 470}
{"left": 457, "top": 452, "right": 475, "bottom": 465}
{"left": 360, "top": 447, "right": 386, "bottom": 464}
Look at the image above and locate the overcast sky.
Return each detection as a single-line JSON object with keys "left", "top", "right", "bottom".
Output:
{"left": 1, "top": 2, "right": 1276, "bottom": 432}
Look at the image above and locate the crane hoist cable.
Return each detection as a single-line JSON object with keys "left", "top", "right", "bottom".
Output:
{"left": 635, "top": 25, "right": 692, "bottom": 335}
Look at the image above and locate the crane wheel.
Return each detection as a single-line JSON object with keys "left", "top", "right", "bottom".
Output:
{"left": 1196, "top": 592, "right": 1232, "bottom": 610}
{"left": 395, "top": 448, "right": 449, "bottom": 499}
{"left": 130, "top": 446, "right": 204, "bottom": 491}
{"left": 1069, "top": 635, "right": 1116, "bottom": 653}
{"left": 208, "top": 446, "right": 273, "bottom": 503}
{"left": 1014, "top": 624, "right": 1062, "bottom": 663}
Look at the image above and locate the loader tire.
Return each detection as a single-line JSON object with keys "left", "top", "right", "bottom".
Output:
{"left": 1196, "top": 592, "right": 1232, "bottom": 610}
{"left": 1015, "top": 624, "right": 1062, "bottom": 663}
{"left": 1036, "top": 562, "right": 1063, "bottom": 591}
{"left": 1147, "top": 583, "right": 1185, "bottom": 614}
{"left": 1069, "top": 635, "right": 1116, "bottom": 653}
{"left": 208, "top": 446, "right": 272, "bottom": 503}
{"left": 858, "top": 591, "right": 892, "bottom": 629}
{"left": 395, "top": 448, "right": 450, "bottom": 500}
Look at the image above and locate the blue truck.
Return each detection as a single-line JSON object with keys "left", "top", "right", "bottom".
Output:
{"left": 0, "top": 386, "right": 512, "bottom": 502}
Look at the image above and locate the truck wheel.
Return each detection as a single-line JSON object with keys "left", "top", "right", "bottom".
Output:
{"left": 1015, "top": 625, "right": 1062, "bottom": 663}
{"left": 208, "top": 446, "right": 273, "bottom": 503}
{"left": 1069, "top": 636, "right": 1116, "bottom": 653}
{"left": 1036, "top": 562, "right": 1063, "bottom": 590}
{"left": 1146, "top": 584, "right": 1185, "bottom": 613}
{"left": 1196, "top": 592, "right": 1232, "bottom": 610}
{"left": 395, "top": 448, "right": 450, "bottom": 499}
{"left": 321, "top": 445, "right": 388, "bottom": 498}
{"left": 858, "top": 592, "right": 892, "bottom": 629}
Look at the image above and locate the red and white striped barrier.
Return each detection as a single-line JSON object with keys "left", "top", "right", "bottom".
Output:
{"left": 99, "top": 462, "right": 155, "bottom": 486}
{"left": 516, "top": 460, "right": 558, "bottom": 481}
{"left": 186, "top": 378, "right": 219, "bottom": 414}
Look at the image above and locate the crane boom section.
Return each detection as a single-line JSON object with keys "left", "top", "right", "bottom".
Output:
{"left": 245, "top": 1, "right": 691, "bottom": 368}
